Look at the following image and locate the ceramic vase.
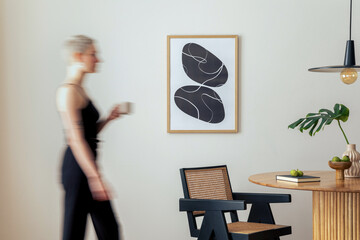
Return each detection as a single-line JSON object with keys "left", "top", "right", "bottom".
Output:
{"left": 343, "top": 144, "right": 360, "bottom": 177}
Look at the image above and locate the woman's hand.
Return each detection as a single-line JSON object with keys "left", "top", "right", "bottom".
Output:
{"left": 96, "top": 104, "right": 121, "bottom": 133}
{"left": 88, "top": 176, "right": 111, "bottom": 201}
{"left": 107, "top": 104, "right": 121, "bottom": 122}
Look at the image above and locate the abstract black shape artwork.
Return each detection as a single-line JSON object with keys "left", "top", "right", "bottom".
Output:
{"left": 182, "top": 43, "right": 228, "bottom": 87}
{"left": 175, "top": 43, "right": 227, "bottom": 123}
{"left": 167, "top": 35, "right": 238, "bottom": 133}
{"left": 174, "top": 86, "right": 225, "bottom": 123}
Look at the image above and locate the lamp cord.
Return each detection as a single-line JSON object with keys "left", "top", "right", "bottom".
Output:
{"left": 350, "top": 0, "right": 352, "bottom": 40}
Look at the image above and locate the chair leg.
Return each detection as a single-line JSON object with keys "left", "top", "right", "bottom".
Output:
{"left": 230, "top": 210, "right": 239, "bottom": 222}
{"left": 197, "top": 227, "right": 213, "bottom": 240}
{"left": 248, "top": 203, "right": 279, "bottom": 240}
{"left": 248, "top": 203, "right": 275, "bottom": 224}
{"left": 198, "top": 211, "right": 230, "bottom": 240}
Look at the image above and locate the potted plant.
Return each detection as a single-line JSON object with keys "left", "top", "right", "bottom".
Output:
{"left": 288, "top": 103, "right": 360, "bottom": 177}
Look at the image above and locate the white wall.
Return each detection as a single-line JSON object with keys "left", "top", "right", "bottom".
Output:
{"left": 2, "top": 0, "right": 360, "bottom": 239}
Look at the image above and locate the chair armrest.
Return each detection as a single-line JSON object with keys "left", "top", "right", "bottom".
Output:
{"left": 179, "top": 198, "right": 246, "bottom": 212}
{"left": 232, "top": 192, "right": 291, "bottom": 203}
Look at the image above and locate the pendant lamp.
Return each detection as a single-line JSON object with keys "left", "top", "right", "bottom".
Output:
{"left": 309, "top": 0, "right": 360, "bottom": 84}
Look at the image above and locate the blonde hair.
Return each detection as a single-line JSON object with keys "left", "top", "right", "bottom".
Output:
{"left": 63, "top": 35, "right": 94, "bottom": 60}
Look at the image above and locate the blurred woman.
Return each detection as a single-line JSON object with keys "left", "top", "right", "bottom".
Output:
{"left": 57, "top": 35, "right": 120, "bottom": 240}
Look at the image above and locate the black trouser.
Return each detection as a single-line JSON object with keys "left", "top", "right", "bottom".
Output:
{"left": 62, "top": 147, "right": 119, "bottom": 240}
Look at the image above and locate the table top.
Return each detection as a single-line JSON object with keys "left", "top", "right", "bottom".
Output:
{"left": 249, "top": 171, "right": 360, "bottom": 193}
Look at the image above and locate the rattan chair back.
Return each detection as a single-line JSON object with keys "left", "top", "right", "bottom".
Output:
{"left": 182, "top": 166, "right": 233, "bottom": 215}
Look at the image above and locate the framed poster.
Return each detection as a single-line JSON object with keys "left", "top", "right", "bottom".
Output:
{"left": 167, "top": 35, "right": 238, "bottom": 133}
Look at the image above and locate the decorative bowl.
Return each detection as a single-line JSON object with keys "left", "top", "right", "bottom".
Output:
{"left": 328, "top": 161, "right": 352, "bottom": 180}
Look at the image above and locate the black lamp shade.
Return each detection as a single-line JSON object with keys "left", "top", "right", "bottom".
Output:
{"left": 308, "top": 40, "right": 360, "bottom": 72}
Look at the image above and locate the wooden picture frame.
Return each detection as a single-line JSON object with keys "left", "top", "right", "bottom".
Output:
{"left": 167, "top": 35, "right": 238, "bottom": 133}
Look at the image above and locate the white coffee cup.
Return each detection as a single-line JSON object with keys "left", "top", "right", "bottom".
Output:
{"left": 120, "top": 102, "right": 132, "bottom": 114}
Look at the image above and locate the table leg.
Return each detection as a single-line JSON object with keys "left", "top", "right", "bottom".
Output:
{"left": 313, "top": 191, "right": 360, "bottom": 240}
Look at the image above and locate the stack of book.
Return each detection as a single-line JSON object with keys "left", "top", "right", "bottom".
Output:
{"left": 276, "top": 175, "right": 320, "bottom": 183}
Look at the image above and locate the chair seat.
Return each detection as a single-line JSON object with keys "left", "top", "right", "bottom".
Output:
{"left": 228, "top": 221, "right": 291, "bottom": 239}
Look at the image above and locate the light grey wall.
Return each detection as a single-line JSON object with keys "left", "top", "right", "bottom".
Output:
{"left": 2, "top": 0, "right": 360, "bottom": 239}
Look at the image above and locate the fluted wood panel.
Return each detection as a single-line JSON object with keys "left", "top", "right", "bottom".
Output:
{"left": 313, "top": 191, "right": 360, "bottom": 240}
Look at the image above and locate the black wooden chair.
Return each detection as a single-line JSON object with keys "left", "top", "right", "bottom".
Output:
{"left": 179, "top": 165, "right": 292, "bottom": 240}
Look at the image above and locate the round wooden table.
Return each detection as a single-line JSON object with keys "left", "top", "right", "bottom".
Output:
{"left": 249, "top": 171, "right": 360, "bottom": 240}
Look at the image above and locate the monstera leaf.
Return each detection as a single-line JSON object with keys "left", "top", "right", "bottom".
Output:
{"left": 288, "top": 104, "right": 350, "bottom": 143}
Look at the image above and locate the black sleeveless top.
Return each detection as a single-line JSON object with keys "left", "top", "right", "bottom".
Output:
{"left": 63, "top": 84, "right": 100, "bottom": 150}
{"left": 81, "top": 100, "right": 100, "bottom": 150}
{"left": 61, "top": 86, "right": 100, "bottom": 180}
